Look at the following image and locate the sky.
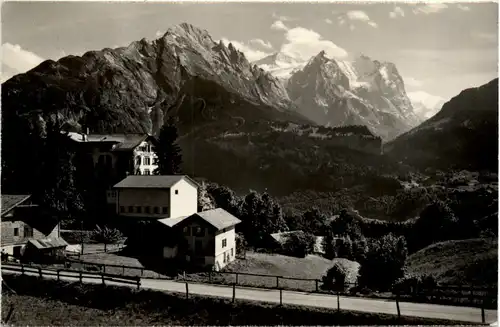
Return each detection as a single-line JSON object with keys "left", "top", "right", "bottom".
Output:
{"left": 1, "top": 1, "right": 498, "bottom": 101}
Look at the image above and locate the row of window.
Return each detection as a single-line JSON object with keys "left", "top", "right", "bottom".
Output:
{"left": 183, "top": 226, "right": 206, "bottom": 237}
{"left": 135, "top": 156, "right": 158, "bottom": 166}
{"left": 120, "top": 206, "right": 169, "bottom": 215}
{"left": 138, "top": 145, "right": 154, "bottom": 153}
{"left": 13, "top": 226, "right": 33, "bottom": 238}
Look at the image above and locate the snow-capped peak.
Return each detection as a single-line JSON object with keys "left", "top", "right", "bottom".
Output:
{"left": 407, "top": 91, "right": 446, "bottom": 120}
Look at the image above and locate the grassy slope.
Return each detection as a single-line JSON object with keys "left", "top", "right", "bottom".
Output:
{"left": 1, "top": 275, "right": 468, "bottom": 326}
{"left": 405, "top": 238, "right": 498, "bottom": 286}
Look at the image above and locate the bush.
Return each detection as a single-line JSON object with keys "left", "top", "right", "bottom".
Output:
{"left": 358, "top": 234, "right": 408, "bottom": 291}
{"left": 91, "top": 226, "right": 124, "bottom": 244}
{"left": 323, "top": 263, "right": 347, "bottom": 292}
{"left": 392, "top": 273, "right": 437, "bottom": 294}
{"left": 281, "top": 232, "right": 316, "bottom": 258}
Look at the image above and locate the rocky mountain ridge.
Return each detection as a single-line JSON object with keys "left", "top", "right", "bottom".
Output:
{"left": 282, "top": 51, "right": 421, "bottom": 140}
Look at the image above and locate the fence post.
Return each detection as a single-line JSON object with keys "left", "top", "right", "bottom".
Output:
{"left": 21, "top": 264, "right": 24, "bottom": 275}
{"left": 38, "top": 267, "right": 42, "bottom": 279}
{"left": 470, "top": 287, "right": 474, "bottom": 304}
{"left": 185, "top": 282, "right": 189, "bottom": 299}
{"left": 122, "top": 265, "right": 125, "bottom": 275}
{"left": 232, "top": 283, "right": 236, "bottom": 303}
{"left": 137, "top": 278, "right": 141, "bottom": 290}
{"left": 209, "top": 271, "right": 212, "bottom": 283}
{"left": 315, "top": 279, "right": 319, "bottom": 292}
{"left": 481, "top": 298, "right": 486, "bottom": 324}
{"left": 280, "top": 288, "right": 283, "bottom": 306}
{"left": 337, "top": 291, "right": 340, "bottom": 311}
{"left": 102, "top": 273, "right": 105, "bottom": 285}
{"left": 57, "top": 270, "right": 60, "bottom": 281}
{"left": 276, "top": 276, "right": 279, "bottom": 288}
{"left": 396, "top": 293, "right": 401, "bottom": 319}
{"left": 79, "top": 271, "right": 83, "bottom": 283}
{"left": 236, "top": 273, "right": 239, "bottom": 285}
{"left": 141, "top": 268, "right": 144, "bottom": 277}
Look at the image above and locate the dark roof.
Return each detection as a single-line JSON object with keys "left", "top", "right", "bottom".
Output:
{"left": 113, "top": 175, "right": 199, "bottom": 189}
{"left": 1, "top": 195, "right": 31, "bottom": 216}
{"left": 158, "top": 208, "right": 241, "bottom": 231}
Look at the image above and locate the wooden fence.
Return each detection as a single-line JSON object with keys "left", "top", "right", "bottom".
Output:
{"left": 1, "top": 263, "right": 141, "bottom": 289}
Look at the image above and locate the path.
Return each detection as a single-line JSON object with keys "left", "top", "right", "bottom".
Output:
{"left": 2, "top": 265, "right": 497, "bottom": 324}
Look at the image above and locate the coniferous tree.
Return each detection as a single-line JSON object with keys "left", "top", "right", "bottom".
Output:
{"left": 38, "top": 120, "right": 84, "bottom": 220}
{"left": 154, "top": 116, "right": 182, "bottom": 175}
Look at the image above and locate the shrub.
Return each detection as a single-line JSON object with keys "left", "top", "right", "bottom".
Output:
{"left": 392, "top": 273, "right": 437, "bottom": 294}
{"left": 323, "top": 262, "right": 348, "bottom": 292}
{"left": 91, "top": 226, "right": 124, "bottom": 245}
{"left": 358, "top": 234, "right": 408, "bottom": 291}
{"left": 281, "top": 232, "right": 315, "bottom": 258}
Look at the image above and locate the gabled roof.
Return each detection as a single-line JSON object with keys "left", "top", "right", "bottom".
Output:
{"left": 194, "top": 208, "right": 241, "bottom": 230}
{"left": 66, "top": 132, "right": 151, "bottom": 151}
{"left": 113, "top": 175, "right": 199, "bottom": 189}
{"left": 270, "top": 230, "right": 305, "bottom": 244}
{"left": 158, "top": 208, "right": 241, "bottom": 231}
{"left": 28, "top": 237, "right": 68, "bottom": 249}
{"left": 1, "top": 195, "right": 31, "bottom": 216}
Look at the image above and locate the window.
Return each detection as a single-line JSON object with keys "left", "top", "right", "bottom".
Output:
{"left": 194, "top": 227, "right": 205, "bottom": 237}
{"left": 162, "top": 207, "right": 169, "bottom": 214}
{"left": 153, "top": 207, "right": 160, "bottom": 214}
{"left": 136, "top": 206, "right": 142, "bottom": 214}
{"left": 183, "top": 226, "right": 190, "bottom": 236}
{"left": 175, "top": 190, "right": 179, "bottom": 195}
{"left": 145, "top": 206, "right": 151, "bottom": 214}
{"left": 13, "top": 228, "right": 19, "bottom": 236}
{"left": 144, "top": 169, "right": 150, "bottom": 175}
{"left": 120, "top": 206, "right": 125, "bottom": 213}
{"left": 222, "top": 238, "right": 227, "bottom": 248}
{"left": 143, "top": 157, "right": 151, "bottom": 165}
{"left": 231, "top": 248, "right": 234, "bottom": 257}
{"left": 24, "top": 226, "right": 33, "bottom": 238}
{"left": 128, "top": 206, "right": 134, "bottom": 213}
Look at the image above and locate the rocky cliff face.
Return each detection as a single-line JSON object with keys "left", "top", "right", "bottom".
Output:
{"left": 2, "top": 23, "right": 304, "bottom": 135}
{"left": 2, "top": 23, "right": 407, "bottom": 197}
{"left": 255, "top": 51, "right": 420, "bottom": 140}
{"left": 285, "top": 52, "right": 420, "bottom": 140}
{"left": 385, "top": 79, "right": 498, "bottom": 171}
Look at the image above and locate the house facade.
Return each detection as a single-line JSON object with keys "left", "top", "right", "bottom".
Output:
{"left": 112, "top": 175, "right": 199, "bottom": 219}
{"left": 111, "top": 175, "right": 241, "bottom": 271}
{"left": 66, "top": 131, "right": 159, "bottom": 184}
{"left": 1, "top": 195, "right": 65, "bottom": 261}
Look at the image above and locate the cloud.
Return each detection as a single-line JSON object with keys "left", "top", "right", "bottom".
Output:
{"left": 338, "top": 10, "right": 378, "bottom": 29}
{"left": 457, "top": 4, "right": 471, "bottom": 11}
{"left": 471, "top": 32, "right": 497, "bottom": 43}
{"left": 271, "top": 20, "right": 289, "bottom": 31}
{"left": 412, "top": 4, "right": 449, "bottom": 15}
{"left": 220, "top": 38, "right": 270, "bottom": 62}
{"left": 2, "top": 43, "right": 44, "bottom": 82}
{"left": 279, "top": 26, "right": 348, "bottom": 61}
{"left": 272, "top": 13, "right": 292, "bottom": 22}
{"left": 404, "top": 76, "right": 424, "bottom": 88}
{"left": 249, "top": 39, "right": 274, "bottom": 51}
{"left": 389, "top": 6, "right": 405, "bottom": 19}
{"left": 325, "top": 18, "right": 333, "bottom": 24}
{"left": 155, "top": 30, "right": 164, "bottom": 38}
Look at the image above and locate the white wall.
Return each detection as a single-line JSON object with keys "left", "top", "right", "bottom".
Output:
{"left": 133, "top": 140, "right": 158, "bottom": 175}
{"left": 170, "top": 179, "right": 198, "bottom": 218}
{"left": 213, "top": 226, "right": 236, "bottom": 270}
{"left": 117, "top": 188, "right": 171, "bottom": 218}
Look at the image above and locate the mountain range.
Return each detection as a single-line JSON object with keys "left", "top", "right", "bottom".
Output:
{"left": 2, "top": 23, "right": 498, "bottom": 198}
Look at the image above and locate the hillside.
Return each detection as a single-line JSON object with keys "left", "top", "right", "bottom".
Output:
{"left": 2, "top": 23, "right": 409, "bottom": 197}
{"left": 385, "top": 79, "right": 499, "bottom": 172}
{"left": 405, "top": 238, "right": 498, "bottom": 286}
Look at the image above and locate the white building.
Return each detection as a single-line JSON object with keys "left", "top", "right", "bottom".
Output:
{"left": 111, "top": 175, "right": 241, "bottom": 271}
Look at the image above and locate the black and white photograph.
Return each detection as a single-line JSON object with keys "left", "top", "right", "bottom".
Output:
{"left": 0, "top": 1, "right": 498, "bottom": 325}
